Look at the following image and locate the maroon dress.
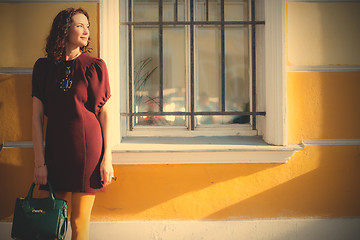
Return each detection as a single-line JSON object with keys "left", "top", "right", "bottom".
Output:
{"left": 32, "top": 53, "right": 111, "bottom": 193}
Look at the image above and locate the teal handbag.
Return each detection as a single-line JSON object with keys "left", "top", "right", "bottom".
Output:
{"left": 11, "top": 182, "right": 68, "bottom": 240}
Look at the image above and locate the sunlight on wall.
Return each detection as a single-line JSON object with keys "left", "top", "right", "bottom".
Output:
{"left": 131, "top": 147, "right": 320, "bottom": 220}
{"left": 0, "top": 3, "right": 98, "bottom": 68}
{"left": 92, "top": 146, "right": 325, "bottom": 220}
{"left": 287, "top": 72, "right": 360, "bottom": 144}
{"left": 0, "top": 74, "right": 32, "bottom": 143}
{"left": 287, "top": 2, "right": 360, "bottom": 66}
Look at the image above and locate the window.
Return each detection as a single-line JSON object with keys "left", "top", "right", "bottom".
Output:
{"left": 120, "top": 0, "right": 265, "bottom": 136}
{"left": 101, "top": 0, "right": 295, "bottom": 163}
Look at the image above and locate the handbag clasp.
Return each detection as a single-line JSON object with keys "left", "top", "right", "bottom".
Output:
{"left": 32, "top": 209, "right": 46, "bottom": 214}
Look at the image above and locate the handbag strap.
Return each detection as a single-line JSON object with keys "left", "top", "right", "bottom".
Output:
{"left": 26, "top": 182, "right": 56, "bottom": 201}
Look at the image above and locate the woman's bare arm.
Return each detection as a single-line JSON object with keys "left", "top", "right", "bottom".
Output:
{"left": 98, "top": 99, "right": 114, "bottom": 186}
{"left": 32, "top": 97, "right": 48, "bottom": 185}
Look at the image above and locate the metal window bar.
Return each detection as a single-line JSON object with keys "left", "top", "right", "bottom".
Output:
{"left": 126, "top": 21, "right": 265, "bottom": 25}
{"left": 220, "top": 0, "right": 225, "bottom": 112}
{"left": 206, "top": 0, "right": 209, "bottom": 21}
{"left": 128, "top": 0, "right": 133, "bottom": 131}
{"left": 159, "top": 0, "right": 164, "bottom": 112}
{"left": 175, "top": 0, "right": 178, "bottom": 22}
{"left": 126, "top": 111, "right": 265, "bottom": 117}
{"left": 190, "top": 0, "right": 195, "bottom": 129}
{"left": 251, "top": 0, "right": 257, "bottom": 130}
{"left": 126, "top": 0, "right": 265, "bottom": 131}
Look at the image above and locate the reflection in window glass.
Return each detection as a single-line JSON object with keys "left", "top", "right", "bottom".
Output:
{"left": 129, "top": 0, "right": 257, "bottom": 128}
{"left": 196, "top": 0, "right": 221, "bottom": 21}
{"left": 196, "top": 27, "right": 221, "bottom": 125}
{"left": 224, "top": 0, "right": 248, "bottom": 21}
{"left": 163, "top": 0, "right": 185, "bottom": 22}
{"left": 225, "top": 26, "right": 250, "bottom": 124}
{"left": 133, "top": 27, "right": 160, "bottom": 126}
{"left": 134, "top": 0, "right": 159, "bottom": 22}
{"left": 196, "top": 0, "right": 249, "bottom": 22}
{"left": 163, "top": 27, "right": 186, "bottom": 126}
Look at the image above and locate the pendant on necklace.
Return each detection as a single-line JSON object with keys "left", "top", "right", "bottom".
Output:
{"left": 59, "top": 78, "right": 73, "bottom": 91}
{"left": 59, "top": 65, "right": 73, "bottom": 91}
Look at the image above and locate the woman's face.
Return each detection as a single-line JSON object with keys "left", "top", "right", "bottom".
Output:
{"left": 67, "top": 13, "right": 89, "bottom": 49}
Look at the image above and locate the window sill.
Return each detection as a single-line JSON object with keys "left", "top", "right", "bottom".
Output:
{"left": 112, "top": 136, "right": 303, "bottom": 164}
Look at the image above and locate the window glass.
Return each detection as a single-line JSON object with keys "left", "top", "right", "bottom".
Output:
{"left": 196, "top": 0, "right": 249, "bottom": 22}
{"left": 196, "top": 27, "right": 221, "bottom": 125}
{"left": 134, "top": 0, "right": 159, "bottom": 22}
{"left": 128, "top": 0, "right": 262, "bottom": 130}
{"left": 133, "top": 27, "right": 160, "bottom": 126}
{"left": 225, "top": 0, "right": 249, "bottom": 21}
{"left": 163, "top": 0, "right": 185, "bottom": 22}
{"left": 225, "top": 26, "right": 250, "bottom": 124}
{"left": 196, "top": 0, "right": 221, "bottom": 21}
{"left": 163, "top": 27, "right": 186, "bottom": 126}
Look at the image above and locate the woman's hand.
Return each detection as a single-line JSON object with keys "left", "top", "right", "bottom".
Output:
{"left": 34, "top": 162, "right": 48, "bottom": 185}
{"left": 100, "top": 151, "right": 114, "bottom": 187}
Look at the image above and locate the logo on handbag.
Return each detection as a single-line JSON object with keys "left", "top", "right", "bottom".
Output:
{"left": 31, "top": 209, "right": 46, "bottom": 214}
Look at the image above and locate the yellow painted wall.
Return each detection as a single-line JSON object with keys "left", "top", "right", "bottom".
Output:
{"left": 0, "top": 3, "right": 99, "bottom": 68}
{"left": 287, "top": 72, "right": 360, "bottom": 144}
{"left": 0, "top": 74, "right": 32, "bottom": 142}
{"left": 1, "top": 1, "right": 360, "bottom": 222}
{"left": 287, "top": 2, "right": 360, "bottom": 66}
{"left": 1, "top": 145, "right": 360, "bottom": 221}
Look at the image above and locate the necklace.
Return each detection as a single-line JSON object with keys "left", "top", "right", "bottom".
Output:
{"left": 68, "top": 51, "right": 81, "bottom": 61}
{"left": 59, "top": 52, "right": 81, "bottom": 91}
{"left": 59, "top": 58, "right": 76, "bottom": 92}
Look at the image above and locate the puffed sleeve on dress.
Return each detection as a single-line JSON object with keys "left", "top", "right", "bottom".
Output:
{"left": 32, "top": 58, "right": 48, "bottom": 114}
{"left": 87, "top": 58, "right": 111, "bottom": 117}
{"left": 31, "top": 58, "right": 45, "bottom": 103}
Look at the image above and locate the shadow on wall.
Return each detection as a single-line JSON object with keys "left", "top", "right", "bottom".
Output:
{"left": 92, "top": 145, "right": 360, "bottom": 221}
{"left": 94, "top": 162, "right": 281, "bottom": 220}
{"left": 206, "top": 146, "right": 360, "bottom": 219}
{"left": 0, "top": 73, "right": 33, "bottom": 221}
{"left": 0, "top": 74, "right": 32, "bottom": 142}
{"left": 0, "top": 149, "right": 34, "bottom": 221}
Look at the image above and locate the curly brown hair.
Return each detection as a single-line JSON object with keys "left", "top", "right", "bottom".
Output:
{"left": 46, "top": 8, "right": 91, "bottom": 63}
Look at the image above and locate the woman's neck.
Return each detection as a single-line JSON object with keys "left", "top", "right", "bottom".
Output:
{"left": 65, "top": 48, "right": 81, "bottom": 61}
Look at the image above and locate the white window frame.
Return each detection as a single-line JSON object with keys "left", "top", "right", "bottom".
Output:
{"left": 122, "top": 0, "right": 261, "bottom": 137}
{"left": 100, "top": 0, "right": 302, "bottom": 164}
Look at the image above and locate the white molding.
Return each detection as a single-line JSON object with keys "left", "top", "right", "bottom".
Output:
{"left": 112, "top": 148, "right": 302, "bottom": 164}
{"left": 264, "top": 0, "right": 287, "bottom": 146}
{"left": 287, "top": 0, "right": 360, "bottom": 2}
{"left": 0, "top": 0, "right": 98, "bottom": 2}
{"left": 125, "top": 125, "right": 258, "bottom": 137}
{"left": 2, "top": 218, "right": 360, "bottom": 240}
{"left": 112, "top": 136, "right": 303, "bottom": 164}
{"left": 0, "top": 140, "right": 302, "bottom": 164}
{"left": 1, "top": 141, "right": 33, "bottom": 149}
{"left": 0, "top": 68, "right": 32, "bottom": 74}
{"left": 303, "top": 139, "right": 360, "bottom": 145}
{"left": 99, "top": 0, "right": 121, "bottom": 147}
{"left": 287, "top": 66, "right": 360, "bottom": 72}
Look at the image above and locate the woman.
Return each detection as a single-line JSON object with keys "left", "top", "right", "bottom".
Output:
{"left": 32, "top": 8, "right": 114, "bottom": 239}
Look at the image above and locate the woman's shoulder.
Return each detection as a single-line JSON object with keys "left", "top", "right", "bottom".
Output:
{"left": 78, "top": 53, "right": 106, "bottom": 68}
{"left": 34, "top": 57, "right": 50, "bottom": 68}
{"left": 32, "top": 58, "right": 53, "bottom": 75}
